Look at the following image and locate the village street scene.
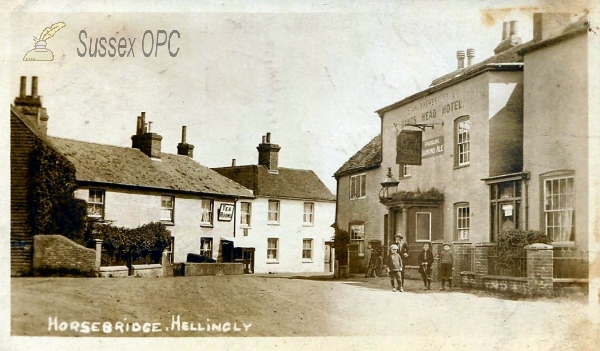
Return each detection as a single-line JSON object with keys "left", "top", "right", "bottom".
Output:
{"left": 6, "top": 1, "right": 600, "bottom": 350}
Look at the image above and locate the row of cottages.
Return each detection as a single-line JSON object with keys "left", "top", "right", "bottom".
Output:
{"left": 10, "top": 77, "right": 335, "bottom": 276}
{"left": 213, "top": 134, "right": 336, "bottom": 274}
{"left": 335, "top": 13, "right": 594, "bottom": 273}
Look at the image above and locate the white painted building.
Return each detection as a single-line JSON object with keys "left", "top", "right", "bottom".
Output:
{"left": 214, "top": 133, "right": 336, "bottom": 274}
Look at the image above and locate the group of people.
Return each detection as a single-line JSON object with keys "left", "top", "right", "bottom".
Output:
{"left": 385, "top": 233, "right": 453, "bottom": 292}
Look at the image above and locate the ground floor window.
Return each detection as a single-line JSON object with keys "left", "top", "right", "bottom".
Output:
{"left": 415, "top": 212, "right": 431, "bottom": 242}
{"left": 200, "top": 237, "right": 213, "bottom": 257}
{"left": 543, "top": 173, "right": 575, "bottom": 242}
{"left": 302, "top": 239, "right": 313, "bottom": 261}
{"left": 349, "top": 223, "right": 365, "bottom": 256}
{"left": 267, "top": 238, "right": 279, "bottom": 261}
{"left": 455, "top": 203, "right": 470, "bottom": 241}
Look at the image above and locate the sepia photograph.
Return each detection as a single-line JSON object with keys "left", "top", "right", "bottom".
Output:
{"left": 3, "top": 0, "right": 600, "bottom": 350}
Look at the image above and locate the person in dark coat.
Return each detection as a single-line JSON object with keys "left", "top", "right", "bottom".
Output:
{"left": 386, "top": 245, "right": 404, "bottom": 292}
{"left": 393, "top": 233, "right": 409, "bottom": 288}
{"left": 417, "top": 242, "right": 434, "bottom": 290}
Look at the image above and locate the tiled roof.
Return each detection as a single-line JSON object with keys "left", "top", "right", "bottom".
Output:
{"left": 213, "top": 165, "right": 336, "bottom": 202}
{"left": 334, "top": 134, "right": 381, "bottom": 178}
{"left": 45, "top": 136, "right": 254, "bottom": 198}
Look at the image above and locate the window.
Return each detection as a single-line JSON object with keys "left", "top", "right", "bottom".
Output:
{"left": 454, "top": 117, "right": 470, "bottom": 167}
{"left": 455, "top": 204, "right": 470, "bottom": 241}
{"left": 416, "top": 212, "right": 432, "bottom": 242}
{"left": 267, "top": 238, "right": 279, "bottom": 261}
{"left": 303, "top": 203, "right": 314, "bottom": 225}
{"left": 87, "top": 189, "right": 105, "bottom": 219}
{"left": 240, "top": 202, "right": 251, "bottom": 227}
{"left": 349, "top": 223, "right": 365, "bottom": 256}
{"left": 543, "top": 175, "right": 575, "bottom": 242}
{"left": 200, "top": 199, "right": 214, "bottom": 225}
{"left": 302, "top": 239, "right": 313, "bottom": 261}
{"left": 160, "top": 195, "right": 174, "bottom": 223}
{"left": 200, "top": 237, "right": 213, "bottom": 257}
{"left": 350, "top": 173, "right": 367, "bottom": 199}
{"left": 268, "top": 200, "right": 280, "bottom": 223}
{"left": 489, "top": 180, "right": 522, "bottom": 242}
{"left": 399, "top": 164, "right": 411, "bottom": 178}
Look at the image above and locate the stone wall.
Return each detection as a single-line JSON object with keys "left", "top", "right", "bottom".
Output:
{"left": 183, "top": 263, "right": 244, "bottom": 276}
{"left": 33, "top": 235, "right": 98, "bottom": 274}
{"left": 132, "top": 264, "right": 163, "bottom": 278}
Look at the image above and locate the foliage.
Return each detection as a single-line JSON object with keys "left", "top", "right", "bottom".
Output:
{"left": 29, "top": 139, "right": 88, "bottom": 240}
{"left": 496, "top": 229, "right": 551, "bottom": 268}
{"left": 332, "top": 224, "right": 350, "bottom": 265}
{"left": 93, "top": 221, "right": 172, "bottom": 266}
{"left": 392, "top": 187, "right": 444, "bottom": 202}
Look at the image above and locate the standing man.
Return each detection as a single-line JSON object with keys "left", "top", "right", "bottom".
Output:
{"left": 393, "top": 233, "right": 409, "bottom": 289}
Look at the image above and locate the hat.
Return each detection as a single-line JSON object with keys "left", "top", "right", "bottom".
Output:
{"left": 395, "top": 233, "right": 403, "bottom": 238}
{"left": 390, "top": 245, "right": 399, "bottom": 251}
{"left": 443, "top": 243, "right": 451, "bottom": 247}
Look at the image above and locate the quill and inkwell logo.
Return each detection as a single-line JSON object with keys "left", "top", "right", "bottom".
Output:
{"left": 23, "top": 22, "right": 66, "bottom": 61}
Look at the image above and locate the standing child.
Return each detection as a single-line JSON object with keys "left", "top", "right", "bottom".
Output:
{"left": 440, "top": 243, "right": 453, "bottom": 290}
{"left": 386, "top": 245, "right": 404, "bottom": 292}
{"left": 418, "top": 243, "right": 434, "bottom": 290}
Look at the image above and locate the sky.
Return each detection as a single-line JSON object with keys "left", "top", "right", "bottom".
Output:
{"left": 3, "top": 1, "right": 592, "bottom": 195}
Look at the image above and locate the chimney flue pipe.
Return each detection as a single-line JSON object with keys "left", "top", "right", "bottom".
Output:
{"left": 502, "top": 22, "right": 510, "bottom": 40}
{"left": 31, "top": 76, "right": 38, "bottom": 98}
{"left": 20, "top": 76, "right": 26, "bottom": 98}
{"left": 457, "top": 50, "right": 465, "bottom": 69}
{"left": 181, "top": 126, "right": 187, "bottom": 143}
{"left": 266, "top": 132, "right": 271, "bottom": 143}
{"left": 262, "top": 135, "right": 266, "bottom": 144}
{"left": 467, "top": 48, "right": 475, "bottom": 66}
{"left": 136, "top": 116, "right": 142, "bottom": 135}
{"left": 509, "top": 20, "right": 518, "bottom": 36}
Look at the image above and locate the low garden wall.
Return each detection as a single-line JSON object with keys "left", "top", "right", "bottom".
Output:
{"left": 33, "top": 235, "right": 99, "bottom": 275}
{"left": 99, "top": 266, "right": 129, "bottom": 278}
{"left": 132, "top": 264, "right": 163, "bottom": 278}
{"left": 183, "top": 263, "right": 244, "bottom": 276}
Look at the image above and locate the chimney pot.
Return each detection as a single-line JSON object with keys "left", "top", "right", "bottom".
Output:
{"left": 148, "top": 121, "right": 153, "bottom": 133}
{"left": 502, "top": 22, "right": 510, "bottom": 40}
{"left": 31, "top": 76, "right": 38, "bottom": 98}
{"left": 509, "top": 20, "right": 518, "bottom": 36}
{"left": 19, "top": 76, "right": 26, "bottom": 98}
{"left": 181, "top": 126, "right": 187, "bottom": 143}
{"left": 266, "top": 132, "right": 271, "bottom": 143}
{"left": 456, "top": 50, "right": 465, "bottom": 69}
{"left": 136, "top": 116, "right": 142, "bottom": 135}
{"left": 232, "top": 159, "right": 236, "bottom": 166}
{"left": 262, "top": 135, "right": 266, "bottom": 144}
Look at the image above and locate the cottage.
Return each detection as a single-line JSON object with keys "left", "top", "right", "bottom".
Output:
{"left": 10, "top": 77, "right": 254, "bottom": 275}
{"left": 213, "top": 133, "right": 336, "bottom": 274}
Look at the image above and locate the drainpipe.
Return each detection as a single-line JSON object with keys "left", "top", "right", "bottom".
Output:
{"left": 233, "top": 198, "right": 238, "bottom": 238}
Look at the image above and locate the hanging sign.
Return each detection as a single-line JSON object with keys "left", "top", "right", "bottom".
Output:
{"left": 397, "top": 130, "right": 422, "bottom": 165}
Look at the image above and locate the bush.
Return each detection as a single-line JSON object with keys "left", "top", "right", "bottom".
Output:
{"left": 332, "top": 225, "right": 350, "bottom": 265}
{"left": 93, "top": 222, "right": 172, "bottom": 266}
{"left": 496, "top": 229, "right": 551, "bottom": 268}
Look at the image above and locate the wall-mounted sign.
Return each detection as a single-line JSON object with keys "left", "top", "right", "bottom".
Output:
{"left": 397, "top": 130, "right": 422, "bottom": 165}
{"left": 218, "top": 203, "right": 234, "bottom": 221}
{"left": 422, "top": 136, "right": 444, "bottom": 159}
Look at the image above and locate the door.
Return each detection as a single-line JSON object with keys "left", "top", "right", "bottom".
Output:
{"left": 324, "top": 243, "right": 331, "bottom": 272}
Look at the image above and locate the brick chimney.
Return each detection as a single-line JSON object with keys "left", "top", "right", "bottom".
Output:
{"left": 257, "top": 132, "right": 280, "bottom": 172}
{"left": 14, "top": 76, "right": 49, "bottom": 135}
{"left": 131, "top": 112, "right": 162, "bottom": 158}
{"left": 177, "top": 126, "right": 194, "bottom": 158}
{"left": 493, "top": 20, "right": 522, "bottom": 54}
{"left": 533, "top": 13, "right": 572, "bottom": 42}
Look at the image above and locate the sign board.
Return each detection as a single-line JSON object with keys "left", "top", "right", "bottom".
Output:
{"left": 218, "top": 203, "right": 234, "bottom": 221}
{"left": 422, "top": 136, "right": 444, "bottom": 159}
{"left": 396, "top": 130, "right": 422, "bottom": 165}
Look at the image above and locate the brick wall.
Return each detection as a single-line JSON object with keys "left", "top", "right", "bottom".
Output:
{"left": 33, "top": 235, "right": 97, "bottom": 274}
{"left": 452, "top": 241, "right": 473, "bottom": 283}
{"left": 10, "top": 112, "right": 37, "bottom": 276}
{"left": 525, "top": 243, "right": 554, "bottom": 297}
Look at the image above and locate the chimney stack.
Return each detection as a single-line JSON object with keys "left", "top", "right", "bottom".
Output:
{"left": 257, "top": 132, "right": 281, "bottom": 173}
{"left": 533, "top": 13, "right": 572, "bottom": 42}
{"left": 131, "top": 112, "right": 162, "bottom": 158}
{"left": 494, "top": 20, "right": 522, "bottom": 54}
{"left": 457, "top": 50, "right": 465, "bottom": 69}
{"left": 13, "top": 76, "right": 48, "bottom": 135}
{"left": 177, "top": 125, "right": 194, "bottom": 158}
{"left": 232, "top": 159, "right": 236, "bottom": 166}
{"left": 466, "top": 48, "right": 475, "bottom": 66}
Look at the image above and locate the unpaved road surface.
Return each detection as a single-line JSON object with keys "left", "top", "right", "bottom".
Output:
{"left": 10, "top": 276, "right": 600, "bottom": 349}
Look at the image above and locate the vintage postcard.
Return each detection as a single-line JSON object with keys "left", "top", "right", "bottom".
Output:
{"left": 3, "top": 0, "right": 600, "bottom": 350}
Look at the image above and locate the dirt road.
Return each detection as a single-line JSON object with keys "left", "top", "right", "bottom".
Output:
{"left": 10, "top": 276, "right": 600, "bottom": 349}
